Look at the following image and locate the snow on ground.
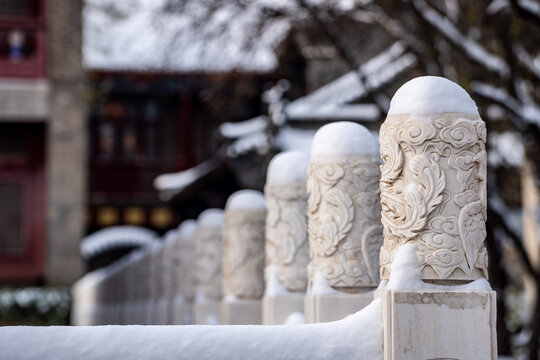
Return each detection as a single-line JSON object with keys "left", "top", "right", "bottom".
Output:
{"left": 387, "top": 76, "right": 479, "bottom": 116}
{"left": 310, "top": 121, "right": 380, "bottom": 161}
{"left": 266, "top": 151, "right": 309, "bottom": 185}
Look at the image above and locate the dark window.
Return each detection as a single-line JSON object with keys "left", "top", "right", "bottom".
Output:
{"left": 0, "top": 182, "right": 23, "bottom": 254}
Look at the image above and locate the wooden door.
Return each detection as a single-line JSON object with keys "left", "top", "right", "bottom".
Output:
{"left": 0, "top": 124, "right": 45, "bottom": 283}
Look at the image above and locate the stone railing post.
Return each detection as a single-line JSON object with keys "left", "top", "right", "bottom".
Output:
{"left": 193, "top": 210, "right": 223, "bottom": 325}
{"left": 304, "top": 121, "right": 383, "bottom": 323}
{"left": 170, "top": 220, "right": 196, "bottom": 324}
{"left": 377, "top": 76, "right": 496, "bottom": 359}
{"left": 262, "top": 151, "right": 309, "bottom": 325}
{"left": 149, "top": 243, "right": 167, "bottom": 324}
{"left": 221, "top": 190, "right": 266, "bottom": 325}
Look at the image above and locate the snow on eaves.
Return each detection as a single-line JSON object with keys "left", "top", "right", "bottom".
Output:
{"left": 154, "top": 157, "right": 220, "bottom": 200}
{"left": 81, "top": 226, "right": 159, "bottom": 259}
{"left": 286, "top": 42, "right": 416, "bottom": 121}
{"left": 83, "top": 0, "right": 290, "bottom": 73}
{"left": 219, "top": 116, "right": 268, "bottom": 139}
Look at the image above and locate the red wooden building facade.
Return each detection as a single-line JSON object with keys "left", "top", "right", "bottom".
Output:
{"left": 0, "top": 0, "right": 47, "bottom": 283}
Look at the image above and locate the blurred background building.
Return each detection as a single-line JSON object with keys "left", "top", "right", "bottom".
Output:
{"left": 0, "top": 0, "right": 85, "bottom": 286}
{"left": 0, "top": 1, "right": 539, "bottom": 357}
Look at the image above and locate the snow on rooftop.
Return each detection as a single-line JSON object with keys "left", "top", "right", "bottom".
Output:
{"left": 310, "top": 122, "right": 379, "bottom": 160}
{"left": 80, "top": 226, "right": 159, "bottom": 259}
{"left": 226, "top": 190, "right": 265, "bottom": 210}
{"left": 275, "top": 127, "right": 317, "bottom": 154}
{"left": 267, "top": 151, "right": 310, "bottom": 185}
{"left": 154, "top": 158, "right": 219, "bottom": 200}
{"left": 286, "top": 42, "right": 417, "bottom": 121}
{"left": 219, "top": 116, "right": 268, "bottom": 140}
{"left": 83, "top": 0, "right": 290, "bottom": 73}
{"left": 197, "top": 209, "right": 224, "bottom": 228}
{"left": 388, "top": 76, "right": 479, "bottom": 116}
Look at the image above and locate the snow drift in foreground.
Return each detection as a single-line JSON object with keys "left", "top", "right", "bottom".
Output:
{"left": 0, "top": 300, "right": 382, "bottom": 360}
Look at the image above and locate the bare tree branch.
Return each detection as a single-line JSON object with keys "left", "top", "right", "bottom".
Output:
{"left": 410, "top": 0, "right": 511, "bottom": 79}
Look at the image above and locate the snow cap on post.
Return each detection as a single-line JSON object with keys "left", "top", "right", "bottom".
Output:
{"left": 388, "top": 76, "right": 479, "bottom": 116}
{"left": 379, "top": 76, "right": 488, "bottom": 282}
{"left": 194, "top": 211, "right": 223, "bottom": 303}
{"left": 310, "top": 121, "right": 379, "bottom": 161}
{"left": 264, "top": 151, "right": 310, "bottom": 294}
{"left": 307, "top": 121, "right": 382, "bottom": 290}
{"left": 225, "top": 189, "right": 265, "bottom": 210}
{"left": 197, "top": 209, "right": 224, "bottom": 228}
{"left": 178, "top": 219, "right": 197, "bottom": 239}
{"left": 266, "top": 151, "right": 310, "bottom": 185}
{"left": 222, "top": 190, "right": 266, "bottom": 298}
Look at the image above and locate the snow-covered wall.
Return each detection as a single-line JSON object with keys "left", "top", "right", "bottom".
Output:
{"left": 1, "top": 302, "right": 381, "bottom": 360}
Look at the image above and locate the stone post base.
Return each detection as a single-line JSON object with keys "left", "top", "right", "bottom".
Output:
{"left": 152, "top": 298, "right": 169, "bottom": 325}
{"left": 221, "top": 298, "right": 262, "bottom": 325}
{"left": 304, "top": 291, "right": 374, "bottom": 323}
{"left": 171, "top": 300, "right": 192, "bottom": 325}
{"left": 193, "top": 301, "right": 221, "bottom": 325}
{"left": 262, "top": 294, "right": 305, "bottom": 325}
{"left": 376, "top": 289, "right": 497, "bottom": 360}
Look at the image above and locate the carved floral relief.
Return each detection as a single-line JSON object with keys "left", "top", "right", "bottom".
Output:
{"left": 222, "top": 209, "right": 266, "bottom": 298}
{"left": 195, "top": 226, "right": 222, "bottom": 301}
{"left": 265, "top": 182, "right": 309, "bottom": 292}
{"left": 176, "top": 236, "right": 196, "bottom": 299}
{"left": 307, "top": 155, "right": 383, "bottom": 289}
{"left": 379, "top": 114, "right": 488, "bottom": 281}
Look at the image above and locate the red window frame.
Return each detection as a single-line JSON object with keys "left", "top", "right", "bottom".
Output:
{"left": 0, "top": 0, "right": 47, "bottom": 78}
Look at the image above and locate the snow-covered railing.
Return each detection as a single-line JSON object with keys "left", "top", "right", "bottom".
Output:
{"left": 80, "top": 226, "right": 159, "bottom": 260}
{"left": 7, "top": 76, "right": 498, "bottom": 360}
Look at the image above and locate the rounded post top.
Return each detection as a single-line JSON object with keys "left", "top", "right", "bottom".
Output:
{"left": 226, "top": 189, "right": 265, "bottom": 210}
{"left": 266, "top": 151, "right": 310, "bottom": 185}
{"left": 197, "top": 208, "right": 224, "bottom": 227}
{"left": 310, "top": 121, "right": 379, "bottom": 160}
{"left": 178, "top": 219, "right": 197, "bottom": 238}
{"left": 387, "top": 76, "right": 479, "bottom": 117}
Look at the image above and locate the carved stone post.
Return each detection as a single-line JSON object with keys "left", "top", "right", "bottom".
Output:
{"left": 192, "top": 211, "right": 223, "bottom": 325}
{"left": 262, "top": 151, "right": 309, "bottom": 325}
{"left": 221, "top": 190, "right": 266, "bottom": 324}
{"left": 171, "top": 219, "right": 197, "bottom": 324}
{"left": 304, "top": 121, "right": 382, "bottom": 323}
{"left": 149, "top": 243, "right": 167, "bottom": 324}
{"left": 376, "top": 76, "right": 497, "bottom": 359}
